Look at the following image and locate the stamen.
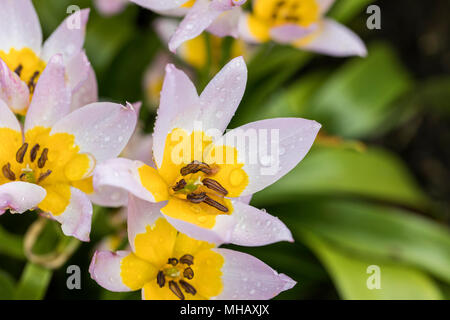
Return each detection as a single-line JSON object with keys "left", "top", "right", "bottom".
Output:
{"left": 168, "top": 281, "right": 185, "bottom": 300}
{"left": 157, "top": 271, "right": 165, "bottom": 288}
{"left": 183, "top": 267, "right": 194, "bottom": 280}
{"left": 2, "top": 163, "right": 16, "bottom": 181}
{"left": 180, "top": 254, "right": 194, "bottom": 266}
{"left": 14, "top": 64, "right": 23, "bottom": 77}
{"left": 187, "top": 192, "right": 207, "bottom": 204}
{"left": 16, "top": 143, "right": 28, "bottom": 164}
{"left": 37, "top": 170, "right": 52, "bottom": 183}
{"left": 203, "top": 196, "right": 229, "bottom": 212}
{"left": 37, "top": 148, "right": 49, "bottom": 169}
{"left": 172, "top": 179, "right": 187, "bottom": 192}
{"left": 168, "top": 258, "right": 179, "bottom": 266}
{"left": 180, "top": 160, "right": 214, "bottom": 176}
{"left": 30, "top": 144, "right": 40, "bottom": 162}
{"left": 28, "top": 71, "right": 40, "bottom": 93}
{"left": 202, "top": 178, "right": 228, "bottom": 196}
{"left": 179, "top": 280, "right": 197, "bottom": 295}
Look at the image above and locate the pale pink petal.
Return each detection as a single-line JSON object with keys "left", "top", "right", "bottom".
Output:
{"left": 66, "top": 51, "right": 98, "bottom": 111}
{"left": 0, "top": 0, "right": 42, "bottom": 54}
{"left": 0, "top": 182, "right": 46, "bottom": 215}
{"left": 212, "top": 249, "right": 296, "bottom": 299}
{"left": 199, "top": 56, "right": 247, "bottom": 134}
{"left": 153, "top": 7, "right": 190, "bottom": 17}
{"left": 229, "top": 201, "right": 293, "bottom": 246}
{"left": 93, "top": 158, "right": 158, "bottom": 203}
{"left": 127, "top": 194, "right": 165, "bottom": 252}
{"left": 122, "top": 131, "right": 154, "bottom": 166}
{"left": 131, "top": 102, "right": 143, "bottom": 117}
{"left": 298, "top": 19, "right": 367, "bottom": 57}
{"left": 88, "top": 184, "right": 128, "bottom": 208}
{"left": 270, "top": 23, "right": 317, "bottom": 44}
{"left": 50, "top": 187, "right": 92, "bottom": 241}
{"left": 24, "top": 54, "right": 71, "bottom": 132}
{"left": 50, "top": 102, "right": 138, "bottom": 162}
{"left": 210, "top": 0, "right": 247, "bottom": 11}
{"left": 236, "top": 194, "right": 252, "bottom": 205}
{"left": 152, "top": 64, "right": 199, "bottom": 168}
{"left": 214, "top": 118, "right": 321, "bottom": 196}
{"left": 89, "top": 250, "right": 133, "bottom": 292}
{"left": 0, "top": 58, "right": 30, "bottom": 114}
{"left": 154, "top": 19, "right": 178, "bottom": 44}
{"left": 207, "top": 6, "right": 242, "bottom": 38}
{"left": 130, "top": 0, "right": 189, "bottom": 11}
{"left": 318, "top": 0, "right": 336, "bottom": 14}
{"left": 168, "top": 0, "right": 223, "bottom": 52}
{"left": 237, "top": 13, "right": 264, "bottom": 44}
{"left": 162, "top": 209, "right": 236, "bottom": 244}
{"left": 95, "top": 0, "right": 128, "bottom": 16}
{"left": 0, "top": 94, "right": 23, "bottom": 131}
{"left": 41, "top": 9, "right": 90, "bottom": 62}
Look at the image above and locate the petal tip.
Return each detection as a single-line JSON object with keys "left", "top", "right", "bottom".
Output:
{"left": 279, "top": 273, "right": 297, "bottom": 290}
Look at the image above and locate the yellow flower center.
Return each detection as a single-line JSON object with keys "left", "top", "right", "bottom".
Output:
{"left": 256, "top": 0, "right": 320, "bottom": 27}
{"left": 120, "top": 218, "right": 224, "bottom": 300}
{"left": 0, "top": 48, "right": 46, "bottom": 104}
{"left": 138, "top": 129, "right": 249, "bottom": 230}
{"left": 0, "top": 127, "right": 94, "bottom": 215}
{"left": 248, "top": 0, "right": 321, "bottom": 42}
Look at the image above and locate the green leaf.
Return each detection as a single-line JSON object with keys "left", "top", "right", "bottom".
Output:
{"left": 15, "top": 263, "right": 52, "bottom": 300}
{"left": 0, "top": 226, "right": 25, "bottom": 260}
{"left": 303, "top": 232, "right": 443, "bottom": 300}
{"left": 278, "top": 199, "right": 450, "bottom": 284}
{"left": 253, "top": 145, "right": 428, "bottom": 209}
{"left": 84, "top": 9, "right": 137, "bottom": 75}
{"left": 306, "top": 43, "right": 414, "bottom": 138}
{"left": 0, "top": 270, "right": 15, "bottom": 299}
{"left": 328, "top": 0, "right": 375, "bottom": 22}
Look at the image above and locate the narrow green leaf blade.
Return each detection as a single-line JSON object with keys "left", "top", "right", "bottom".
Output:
{"left": 15, "top": 263, "right": 52, "bottom": 300}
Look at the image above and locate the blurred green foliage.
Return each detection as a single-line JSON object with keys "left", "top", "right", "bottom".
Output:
{"left": 0, "top": 0, "right": 448, "bottom": 300}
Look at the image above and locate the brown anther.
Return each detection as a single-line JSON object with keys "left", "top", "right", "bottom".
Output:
{"left": 157, "top": 271, "right": 165, "bottom": 288}
{"left": 168, "top": 281, "right": 185, "bottom": 300}
{"left": 180, "top": 160, "right": 213, "bottom": 176}
{"left": 203, "top": 196, "right": 229, "bottom": 212}
{"left": 183, "top": 267, "right": 194, "bottom": 280}
{"left": 172, "top": 179, "right": 186, "bottom": 192}
{"left": 30, "top": 144, "right": 40, "bottom": 162}
{"left": 37, "top": 148, "right": 49, "bottom": 169}
{"left": 37, "top": 170, "right": 52, "bottom": 183}
{"left": 16, "top": 143, "right": 28, "bottom": 164}
{"left": 202, "top": 178, "right": 228, "bottom": 196}
{"left": 179, "top": 280, "right": 197, "bottom": 295}
{"left": 187, "top": 192, "right": 207, "bottom": 204}
{"left": 2, "top": 163, "right": 16, "bottom": 181}
{"left": 28, "top": 71, "right": 40, "bottom": 93}
{"left": 179, "top": 254, "right": 194, "bottom": 266}
{"left": 168, "top": 258, "right": 179, "bottom": 266}
{"left": 14, "top": 65, "right": 23, "bottom": 77}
